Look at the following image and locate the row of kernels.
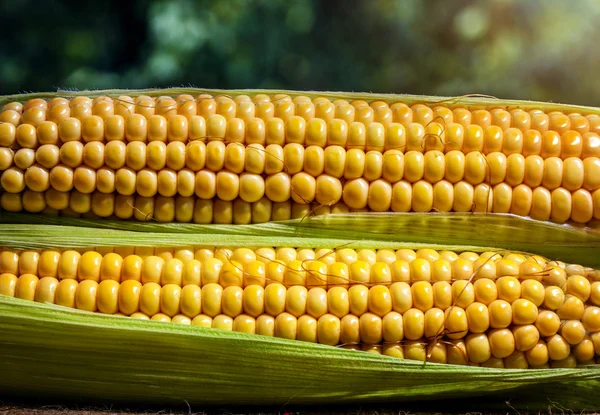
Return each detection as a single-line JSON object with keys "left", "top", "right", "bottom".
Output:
{"left": 0, "top": 246, "right": 561, "bottom": 277}
{"left": 422, "top": 125, "right": 600, "bottom": 159}
{"left": 0, "top": 250, "right": 596, "bottom": 318}
{"left": 3, "top": 110, "right": 599, "bottom": 160}
{"left": 1, "top": 141, "right": 295, "bottom": 176}
{"left": 0, "top": 183, "right": 576, "bottom": 224}
{"left": 0, "top": 245, "right": 572, "bottom": 269}
{"left": 4, "top": 145, "right": 597, "bottom": 199}
{"left": 356, "top": 327, "right": 596, "bottom": 366}
{"left": 381, "top": 335, "right": 598, "bottom": 367}
{"left": 4, "top": 245, "right": 596, "bottom": 285}
{"left": 343, "top": 178, "right": 599, "bottom": 222}
{"left": 0, "top": 191, "right": 347, "bottom": 223}
{"left": 8, "top": 249, "right": 600, "bottom": 313}
{"left": 0, "top": 249, "right": 536, "bottom": 286}
{"left": 3, "top": 164, "right": 267, "bottom": 199}
{"left": 0, "top": 273, "right": 480, "bottom": 330}
{"left": 0, "top": 249, "right": 561, "bottom": 297}
{"left": 486, "top": 154, "right": 600, "bottom": 191}
{"left": 2, "top": 147, "right": 599, "bottom": 199}
{"left": 0, "top": 95, "right": 241, "bottom": 125}
{"left": 0, "top": 114, "right": 206, "bottom": 147}
{"left": 5, "top": 96, "right": 600, "bottom": 136}
{"left": 0, "top": 182, "right": 563, "bottom": 224}
{"left": 5, "top": 165, "right": 598, "bottom": 223}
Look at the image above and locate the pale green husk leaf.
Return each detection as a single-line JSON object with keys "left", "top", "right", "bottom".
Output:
{"left": 1, "top": 295, "right": 599, "bottom": 411}
{"left": 1, "top": 212, "right": 599, "bottom": 267}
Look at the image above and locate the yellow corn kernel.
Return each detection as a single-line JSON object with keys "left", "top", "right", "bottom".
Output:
{"left": 565, "top": 275, "right": 591, "bottom": 303}
{"left": 158, "top": 258, "right": 182, "bottom": 286}
{"left": 403, "top": 308, "right": 425, "bottom": 340}
{"left": 231, "top": 314, "right": 255, "bottom": 334}
{"left": 300, "top": 260, "right": 325, "bottom": 288}
{"left": 423, "top": 307, "right": 444, "bottom": 339}
{"left": 510, "top": 298, "right": 538, "bottom": 325}
{"left": 387, "top": 282, "right": 411, "bottom": 314}
{"left": 541, "top": 286, "right": 565, "bottom": 313}
{"left": 406, "top": 258, "right": 428, "bottom": 282}
{"left": 0, "top": 273, "right": 18, "bottom": 297}
{"left": 212, "top": 314, "right": 233, "bottom": 331}
{"left": 409, "top": 281, "right": 433, "bottom": 312}
{"left": 194, "top": 282, "right": 221, "bottom": 318}
{"left": 222, "top": 286, "right": 243, "bottom": 318}
{"left": 274, "top": 312, "right": 297, "bottom": 340}
{"left": 97, "top": 279, "right": 119, "bottom": 314}
{"left": 33, "top": 276, "right": 58, "bottom": 304}
{"left": 118, "top": 254, "right": 143, "bottom": 282}
{"left": 543, "top": 265, "right": 567, "bottom": 288}
{"left": 77, "top": 251, "right": 102, "bottom": 282}
{"left": 488, "top": 298, "right": 513, "bottom": 329}
{"left": 545, "top": 334, "right": 570, "bottom": 362}
{"left": 496, "top": 276, "right": 521, "bottom": 303}
{"left": 55, "top": 278, "right": 78, "bottom": 309}
{"left": 469, "top": 109, "right": 490, "bottom": 129}
{"left": 178, "top": 284, "right": 201, "bottom": 319}
{"left": 130, "top": 312, "right": 150, "bottom": 320}
{"left": 105, "top": 140, "right": 126, "bottom": 170}
{"left": 151, "top": 313, "right": 171, "bottom": 323}
{"left": 293, "top": 314, "right": 316, "bottom": 342}
{"left": 312, "top": 313, "right": 339, "bottom": 346}
{"left": 561, "top": 319, "right": 586, "bottom": 345}
{"left": 139, "top": 256, "right": 164, "bottom": 284}
{"left": 464, "top": 151, "right": 486, "bottom": 185}
{"left": 444, "top": 305, "right": 468, "bottom": 339}
{"left": 466, "top": 333, "right": 492, "bottom": 364}
{"left": 484, "top": 328, "right": 515, "bottom": 359}
{"left": 557, "top": 295, "right": 585, "bottom": 320}
{"left": 74, "top": 279, "right": 98, "bottom": 312}
{"left": 572, "top": 335, "right": 595, "bottom": 362}
{"left": 56, "top": 250, "right": 80, "bottom": 280}
{"left": 261, "top": 282, "right": 286, "bottom": 317}
{"left": 137, "top": 282, "right": 160, "bottom": 316}
{"left": 16, "top": 251, "right": 38, "bottom": 276}
{"left": 512, "top": 324, "right": 540, "bottom": 352}
{"left": 582, "top": 306, "right": 600, "bottom": 333}
{"left": 282, "top": 285, "right": 306, "bottom": 318}
{"left": 251, "top": 314, "right": 273, "bottom": 337}
{"left": 430, "top": 281, "right": 451, "bottom": 310}
{"left": 463, "top": 125, "right": 484, "bottom": 153}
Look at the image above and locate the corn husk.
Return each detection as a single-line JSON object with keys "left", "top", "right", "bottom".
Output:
{"left": 0, "top": 294, "right": 599, "bottom": 411}
{"left": 2, "top": 89, "right": 600, "bottom": 410}
{"left": 0, "top": 214, "right": 599, "bottom": 410}
{"left": 1, "top": 212, "right": 599, "bottom": 267}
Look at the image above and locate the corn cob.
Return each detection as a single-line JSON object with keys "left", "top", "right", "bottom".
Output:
{"left": 1, "top": 90, "right": 600, "bottom": 409}
{"left": 1, "top": 92, "right": 599, "bottom": 224}
{"left": 1, "top": 245, "right": 598, "bottom": 369}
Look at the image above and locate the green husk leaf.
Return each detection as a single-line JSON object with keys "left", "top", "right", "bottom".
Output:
{"left": 1, "top": 295, "right": 599, "bottom": 410}
{"left": 1, "top": 212, "right": 599, "bottom": 267}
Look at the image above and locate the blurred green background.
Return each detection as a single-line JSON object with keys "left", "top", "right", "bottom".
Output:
{"left": 1, "top": 0, "right": 600, "bottom": 106}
